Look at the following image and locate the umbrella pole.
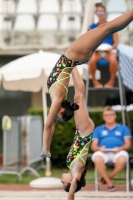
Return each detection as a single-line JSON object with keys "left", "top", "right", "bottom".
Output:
{"left": 42, "top": 87, "right": 52, "bottom": 177}
{"left": 42, "top": 86, "right": 47, "bottom": 124}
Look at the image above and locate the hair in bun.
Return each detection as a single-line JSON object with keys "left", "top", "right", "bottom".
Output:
{"left": 61, "top": 100, "right": 79, "bottom": 122}
{"left": 61, "top": 100, "right": 71, "bottom": 108}
{"left": 71, "top": 103, "right": 79, "bottom": 111}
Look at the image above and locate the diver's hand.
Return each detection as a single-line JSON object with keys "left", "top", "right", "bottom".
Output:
{"left": 40, "top": 151, "right": 51, "bottom": 158}
{"left": 67, "top": 198, "right": 74, "bottom": 200}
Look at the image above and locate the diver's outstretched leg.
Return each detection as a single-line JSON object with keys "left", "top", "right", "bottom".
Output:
{"left": 66, "top": 9, "right": 133, "bottom": 61}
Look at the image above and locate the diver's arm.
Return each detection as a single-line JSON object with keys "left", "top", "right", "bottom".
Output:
{"left": 67, "top": 178, "right": 77, "bottom": 200}
{"left": 41, "top": 98, "right": 62, "bottom": 157}
{"left": 47, "top": 120, "right": 56, "bottom": 153}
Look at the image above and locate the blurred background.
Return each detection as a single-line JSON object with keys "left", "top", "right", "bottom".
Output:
{"left": 0, "top": 0, "right": 133, "bottom": 177}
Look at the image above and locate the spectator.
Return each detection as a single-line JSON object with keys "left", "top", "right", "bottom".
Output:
{"left": 91, "top": 106, "right": 132, "bottom": 191}
{"left": 88, "top": 3, "right": 118, "bottom": 88}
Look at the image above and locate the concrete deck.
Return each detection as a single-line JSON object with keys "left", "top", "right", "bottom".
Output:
{"left": 0, "top": 184, "right": 132, "bottom": 200}
{"left": 0, "top": 190, "right": 133, "bottom": 200}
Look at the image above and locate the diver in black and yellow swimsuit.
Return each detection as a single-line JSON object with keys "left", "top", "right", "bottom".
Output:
{"left": 66, "top": 126, "right": 93, "bottom": 170}
{"left": 41, "top": 9, "right": 133, "bottom": 159}
{"left": 47, "top": 54, "right": 89, "bottom": 94}
{"left": 61, "top": 67, "right": 94, "bottom": 200}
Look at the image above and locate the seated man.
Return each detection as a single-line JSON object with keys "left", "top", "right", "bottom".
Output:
{"left": 91, "top": 106, "right": 132, "bottom": 191}
{"left": 88, "top": 3, "right": 118, "bottom": 88}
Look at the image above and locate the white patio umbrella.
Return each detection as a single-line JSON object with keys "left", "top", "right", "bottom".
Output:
{"left": 0, "top": 51, "right": 61, "bottom": 123}
{"left": 0, "top": 50, "right": 100, "bottom": 185}
{"left": 0, "top": 50, "right": 87, "bottom": 123}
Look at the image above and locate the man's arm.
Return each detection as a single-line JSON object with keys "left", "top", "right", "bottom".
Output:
{"left": 113, "top": 125, "right": 132, "bottom": 153}
{"left": 113, "top": 138, "right": 131, "bottom": 153}
{"left": 120, "top": 137, "right": 132, "bottom": 150}
{"left": 91, "top": 140, "right": 106, "bottom": 152}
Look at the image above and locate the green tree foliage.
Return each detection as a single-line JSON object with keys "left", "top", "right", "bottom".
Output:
{"left": 27, "top": 108, "right": 133, "bottom": 167}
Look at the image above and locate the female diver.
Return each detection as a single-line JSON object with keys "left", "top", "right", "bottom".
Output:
{"left": 41, "top": 9, "right": 133, "bottom": 158}
{"left": 61, "top": 67, "right": 94, "bottom": 200}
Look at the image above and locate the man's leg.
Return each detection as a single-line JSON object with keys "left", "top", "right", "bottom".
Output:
{"left": 94, "top": 155, "right": 113, "bottom": 187}
{"left": 108, "top": 155, "right": 126, "bottom": 179}
{"left": 88, "top": 52, "right": 103, "bottom": 87}
{"left": 104, "top": 52, "right": 118, "bottom": 87}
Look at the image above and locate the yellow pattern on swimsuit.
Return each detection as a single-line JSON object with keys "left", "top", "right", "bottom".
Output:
{"left": 66, "top": 126, "right": 93, "bottom": 169}
{"left": 47, "top": 54, "right": 90, "bottom": 99}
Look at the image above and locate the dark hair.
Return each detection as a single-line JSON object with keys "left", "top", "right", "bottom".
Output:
{"left": 61, "top": 100, "right": 79, "bottom": 122}
{"left": 64, "top": 161, "right": 93, "bottom": 193}
{"left": 95, "top": 3, "right": 106, "bottom": 11}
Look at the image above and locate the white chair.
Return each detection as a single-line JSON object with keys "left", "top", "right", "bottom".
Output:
{"left": 39, "top": 0, "right": 60, "bottom": 13}
{"left": 16, "top": 0, "right": 37, "bottom": 14}
{"left": 14, "top": 15, "right": 35, "bottom": 31}
{"left": 0, "top": 0, "right": 15, "bottom": 14}
{"left": 94, "top": 151, "right": 130, "bottom": 192}
{"left": 0, "top": 15, "right": 4, "bottom": 30}
{"left": 60, "top": 14, "right": 81, "bottom": 30}
{"left": 62, "top": 0, "right": 82, "bottom": 13}
{"left": 0, "top": 14, "right": 3, "bottom": 43}
{"left": 37, "top": 14, "right": 58, "bottom": 30}
{"left": 0, "top": 0, "right": 2, "bottom": 13}
{"left": 37, "top": 14, "right": 58, "bottom": 46}
{"left": 0, "top": 14, "right": 12, "bottom": 31}
{"left": 75, "top": 0, "right": 82, "bottom": 13}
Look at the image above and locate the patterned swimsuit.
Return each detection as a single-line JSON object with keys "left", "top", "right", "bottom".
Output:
{"left": 66, "top": 126, "right": 93, "bottom": 169}
{"left": 47, "top": 54, "right": 90, "bottom": 94}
